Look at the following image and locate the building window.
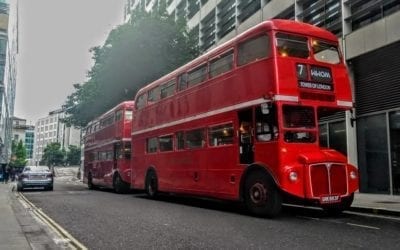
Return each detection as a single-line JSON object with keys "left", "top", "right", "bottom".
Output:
{"left": 357, "top": 113, "right": 389, "bottom": 194}
{"left": 217, "top": 0, "right": 236, "bottom": 39}
{"left": 237, "top": 0, "right": 261, "bottom": 23}
{"left": 188, "top": 0, "right": 200, "bottom": 19}
{"left": 200, "top": 9, "right": 216, "bottom": 51}
{"left": 299, "top": 0, "right": 342, "bottom": 35}
{"left": 390, "top": 111, "right": 400, "bottom": 195}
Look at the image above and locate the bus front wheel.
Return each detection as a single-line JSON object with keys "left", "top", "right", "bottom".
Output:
{"left": 145, "top": 170, "right": 158, "bottom": 198}
{"left": 244, "top": 171, "right": 282, "bottom": 217}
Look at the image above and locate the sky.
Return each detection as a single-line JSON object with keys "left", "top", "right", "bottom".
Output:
{"left": 14, "top": 0, "right": 126, "bottom": 124}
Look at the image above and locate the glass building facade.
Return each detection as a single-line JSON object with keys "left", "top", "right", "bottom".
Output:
{"left": 0, "top": 0, "right": 17, "bottom": 167}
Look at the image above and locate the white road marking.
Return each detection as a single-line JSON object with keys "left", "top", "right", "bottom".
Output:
{"left": 346, "top": 223, "right": 380, "bottom": 230}
{"left": 344, "top": 211, "right": 400, "bottom": 222}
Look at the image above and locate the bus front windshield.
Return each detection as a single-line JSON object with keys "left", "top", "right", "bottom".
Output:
{"left": 283, "top": 105, "right": 316, "bottom": 143}
{"left": 312, "top": 40, "right": 341, "bottom": 64}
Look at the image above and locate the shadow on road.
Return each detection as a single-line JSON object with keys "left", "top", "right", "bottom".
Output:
{"left": 132, "top": 192, "right": 350, "bottom": 219}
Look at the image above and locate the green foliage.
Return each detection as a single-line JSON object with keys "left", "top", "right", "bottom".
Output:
{"left": 66, "top": 145, "right": 81, "bottom": 165}
{"left": 10, "top": 140, "right": 27, "bottom": 169}
{"left": 40, "top": 143, "right": 66, "bottom": 166}
{"left": 62, "top": 5, "right": 199, "bottom": 127}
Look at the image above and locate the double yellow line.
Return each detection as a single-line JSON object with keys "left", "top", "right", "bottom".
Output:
{"left": 17, "top": 192, "right": 88, "bottom": 250}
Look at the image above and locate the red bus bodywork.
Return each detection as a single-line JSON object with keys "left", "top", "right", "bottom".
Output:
{"left": 83, "top": 101, "right": 134, "bottom": 193}
{"left": 131, "top": 20, "right": 358, "bottom": 216}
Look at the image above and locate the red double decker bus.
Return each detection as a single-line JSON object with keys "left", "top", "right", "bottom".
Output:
{"left": 130, "top": 19, "right": 358, "bottom": 216}
{"left": 83, "top": 101, "right": 134, "bottom": 193}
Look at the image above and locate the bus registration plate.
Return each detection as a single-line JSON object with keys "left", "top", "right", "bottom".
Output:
{"left": 320, "top": 195, "right": 341, "bottom": 204}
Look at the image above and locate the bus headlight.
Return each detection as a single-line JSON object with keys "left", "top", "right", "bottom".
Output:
{"left": 350, "top": 171, "right": 357, "bottom": 180}
{"left": 289, "top": 171, "right": 298, "bottom": 182}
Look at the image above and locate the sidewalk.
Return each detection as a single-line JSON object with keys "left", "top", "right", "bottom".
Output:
{"left": 0, "top": 182, "right": 59, "bottom": 250}
{"left": 0, "top": 183, "right": 31, "bottom": 249}
{"left": 350, "top": 192, "right": 400, "bottom": 216}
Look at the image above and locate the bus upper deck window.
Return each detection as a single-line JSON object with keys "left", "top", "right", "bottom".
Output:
{"left": 276, "top": 33, "right": 309, "bottom": 59}
{"left": 312, "top": 40, "right": 341, "bottom": 64}
{"left": 238, "top": 34, "right": 270, "bottom": 66}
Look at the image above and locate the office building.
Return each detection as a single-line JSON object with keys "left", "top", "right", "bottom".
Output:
{"left": 33, "top": 109, "right": 81, "bottom": 165}
{"left": 0, "top": 0, "right": 18, "bottom": 167}
{"left": 11, "top": 116, "right": 34, "bottom": 162}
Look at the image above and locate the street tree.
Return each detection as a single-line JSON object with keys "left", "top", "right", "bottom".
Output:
{"left": 62, "top": 4, "right": 199, "bottom": 127}
{"left": 10, "top": 140, "right": 27, "bottom": 170}
{"left": 40, "top": 142, "right": 66, "bottom": 166}
{"left": 66, "top": 145, "right": 81, "bottom": 165}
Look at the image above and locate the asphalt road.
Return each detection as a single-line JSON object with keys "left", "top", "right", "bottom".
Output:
{"left": 22, "top": 180, "right": 400, "bottom": 250}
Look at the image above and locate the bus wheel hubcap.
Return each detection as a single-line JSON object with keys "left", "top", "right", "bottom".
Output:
{"left": 250, "top": 183, "right": 267, "bottom": 205}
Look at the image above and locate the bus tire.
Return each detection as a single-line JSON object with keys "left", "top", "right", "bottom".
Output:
{"left": 145, "top": 170, "right": 158, "bottom": 198}
{"left": 88, "top": 173, "right": 96, "bottom": 190}
{"left": 323, "top": 193, "right": 354, "bottom": 216}
{"left": 244, "top": 170, "right": 282, "bottom": 217}
{"left": 114, "top": 173, "right": 129, "bottom": 194}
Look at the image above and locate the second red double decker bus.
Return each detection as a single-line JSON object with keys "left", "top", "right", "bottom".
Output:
{"left": 83, "top": 101, "right": 134, "bottom": 193}
{"left": 130, "top": 19, "right": 358, "bottom": 216}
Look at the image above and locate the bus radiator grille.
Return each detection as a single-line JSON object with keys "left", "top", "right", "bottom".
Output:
{"left": 310, "top": 163, "right": 347, "bottom": 197}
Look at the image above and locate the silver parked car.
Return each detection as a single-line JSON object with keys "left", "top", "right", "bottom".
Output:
{"left": 17, "top": 166, "right": 54, "bottom": 191}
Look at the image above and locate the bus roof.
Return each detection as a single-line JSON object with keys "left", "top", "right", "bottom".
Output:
{"left": 85, "top": 100, "right": 134, "bottom": 128}
{"left": 135, "top": 19, "right": 339, "bottom": 97}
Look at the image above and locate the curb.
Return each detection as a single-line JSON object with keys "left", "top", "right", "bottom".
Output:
{"left": 17, "top": 192, "right": 88, "bottom": 250}
{"left": 348, "top": 206, "right": 400, "bottom": 217}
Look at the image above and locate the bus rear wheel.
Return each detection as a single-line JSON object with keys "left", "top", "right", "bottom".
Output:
{"left": 145, "top": 170, "right": 158, "bottom": 198}
{"left": 88, "top": 173, "right": 96, "bottom": 190}
{"left": 114, "top": 173, "right": 129, "bottom": 194}
{"left": 244, "top": 171, "right": 282, "bottom": 217}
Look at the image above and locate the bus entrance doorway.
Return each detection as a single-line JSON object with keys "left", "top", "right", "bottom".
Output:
{"left": 239, "top": 109, "right": 254, "bottom": 164}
